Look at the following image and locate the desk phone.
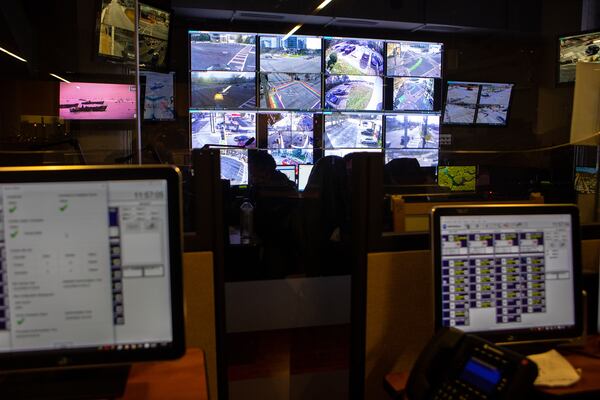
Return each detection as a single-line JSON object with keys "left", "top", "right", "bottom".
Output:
{"left": 406, "top": 328, "right": 537, "bottom": 400}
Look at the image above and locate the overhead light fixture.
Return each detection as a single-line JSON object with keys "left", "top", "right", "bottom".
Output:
{"left": 49, "top": 73, "right": 71, "bottom": 84}
{"left": 283, "top": 24, "right": 303, "bottom": 41}
{"left": 315, "top": 0, "right": 333, "bottom": 11}
{"left": 0, "top": 46, "right": 27, "bottom": 63}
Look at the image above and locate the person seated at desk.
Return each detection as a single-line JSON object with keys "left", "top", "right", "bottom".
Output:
{"left": 384, "top": 157, "right": 429, "bottom": 185}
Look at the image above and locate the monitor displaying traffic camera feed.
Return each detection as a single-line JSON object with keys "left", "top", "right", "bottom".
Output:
{"left": 437, "top": 166, "right": 477, "bottom": 191}
{"left": 191, "top": 111, "right": 256, "bottom": 149}
{"left": 138, "top": 3, "right": 171, "bottom": 70}
{"left": 324, "top": 75, "right": 383, "bottom": 111}
{"left": 385, "top": 149, "right": 439, "bottom": 167}
{"left": 393, "top": 77, "right": 435, "bottom": 111}
{"left": 259, "top": 73, "right": 321, "bottom": 110}
{"left": 190, "top": 31, "right": 256, "bottom": 72}
{"left": 385, "top": 114, "right": 440, "bottom": 149}
{"left": 324, "top": 38, "right": 384, "bottom": 76}
{"left": 259, "top": 35, "right": 322, "bottom": 73}
{"left": 443, "top": 81, "right": 513, "bottom": 126}
{"left": 266, "top": 112, "right": 314, "bottom": 149}
{"left": 324, "top": 148, "right": 382, "bottom": 158}
{"left": 269, "top": 149, "right": 314, "bottom": 165}
{"left": 190, "top": 71, "right": 256, "bottom": 109}
{"left": 387, "top": 40, "right": 443, "bottom": 78}
{"left": 221, "top": 148, "right": 249, "bottom": 185}
{"left": 98, "top": 0, "right": 135, "bottom": 61}
{"left": 323, "top": 113, "right": 383, "bottom": 149}
{"left": 59, "top": 82, "right": 137, "bottom": 120}
{"left": 558, "top": 31, "right": 600, "bottom": 83}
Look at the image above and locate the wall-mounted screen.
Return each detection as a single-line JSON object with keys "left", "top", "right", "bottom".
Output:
{"left": 324, "top": 38, "right": 384, "bottom": 76}
{"left": 141, "top": 71, "right": 174, "bottom": 120}
{"left": 385, "top": 149, "right": 439, "bottom": 167}
{"left": 190, "top": 32, "right": 256, "bottom": 72}
{"left": 393, "top": 77, "right": 435, "bottom": 111}
{"left": 138, "top": 4, "right": 170, "bottom": 69}
{"left": 98, "top": 0, "right": 135, "bottom": 61}
{"left": 191, "top": 111, "right": 256, "bottom": 149}
{"left": 437, "top": 166, "right": 477, "bottom": 191}
{"left": 269, "top": 149, "right": 314, "bottom": 165}
{"left": 324, "top": 75, "right": 383, "bottom": 111}
{"left": 276, "top": 165, "right": 297, "bottom": 184}
{"left": 385, "top": 114, "right": 440, "bottom": 149}
{"left": 558, "top": 31, "right": 600, "bottom": 83}
{"left": 221, "top": 149, "right": 249, "bottom": 185}
{"left": 443, "top": 81, "right": 513, "bottom": 126}
{"left": 387, "top": 41, "right": 443, "bottom": 78}
{"left": 324, "top": 149, "right": 382, "bottom": 158}
{"left": 59, "top": 82, "right": 136, "bottom": 120}
{"left": 259, "top": 35, "right": 322, "bottom": 73}
{"left": 266, "top": 112, "right": 314, "bottom": 149}
{"left": 259, "top": 73, "right": 321, "bottom": 110}
{"left": 323, "top": 113, "right": 383, "bottom": 148}
{"left": 190, "top": 71, "right": 256, "bottom": 109}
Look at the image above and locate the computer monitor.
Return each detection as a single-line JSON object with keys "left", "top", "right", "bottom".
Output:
{"left": 298, "top": 164, "right": 313, "bottom": 191}
{"left": 276, "top": 165, "right": 297, "bottom": 185}
{"left": 0, "top": 166, "right": 185, "bottom": 373}
{"left": 432, "top": 205, "right": 582, "bottom": 345}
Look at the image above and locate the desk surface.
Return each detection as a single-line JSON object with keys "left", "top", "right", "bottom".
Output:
{"left": 121, "top": 348, "right": 208, "bottom": 400}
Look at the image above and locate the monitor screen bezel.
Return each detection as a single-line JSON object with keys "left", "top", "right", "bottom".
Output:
{"left": 0, "top": 165, "right": 185, "bottom": 371}
{"left": 431, "top": 204, "right": 583, "bottom": 344}
{"left": 442, "top": 81, "right": 515, "bottom": 127}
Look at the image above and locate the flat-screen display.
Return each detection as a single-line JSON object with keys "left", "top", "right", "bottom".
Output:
{"left": 433, "top": 205, "right": 581, "bottom": 344}
{"left": 324, "top": 75, "right": 383, "bottom": 111}
{"left": 387, "top": 40, "right": 443, "bottom": 78}
{"left": 0, "top": 166, "right": 184, "bottom": 371}
{"left": 190, "top": 111, "right": 256, "bottom": 149}
{"left": 324, "top": 149, "right": 382, "bottom": 158}
{"left": 138, "top": 4, "right": 170, "bottom": 69}
{"left": 190, "top": 71, "right": 256, "bottom": 109}
{"left": 190, "top": 31, "right": 256, "bottom": 72}
{"left": 259, "top": 73, "right": 321, "bottom": 110}
{"left": 393, "top": 77, "right": 435, "bottom": 111}
{"left": 220, "top": 149, "right": 249, "bottom": 185}
{"left": 443, "top": 81, "right": 513, "bottom": 126}
{"left": 276, "top": 165, "right": 297, "bottom": 184}
{"left": 385, "top": 149, "right": 439, "bottom": 167}
{"left": 98, "top": 0, "right": 135, "bottom": 61}
{"left": 268, "top": 149, "right": 313, "bottom": 165}
{"left": 266, "top": 112, "right": 314, "bottom": 149}
{"left": 59, "top": 82, "right": 137, "bottom": 120}
{"left": 141, "top": 71, "right": 174, "bottom": 120}
{"left": 558, "top": 31, "right": 600, "bottom": 83}
{"left": 385, "top": 114, "right": 440, "bottom": 149}
{"left": 324, "top": 38, "right": 384, "bottom": 76}
{"left": 437, "top": 166, "right": 477, "bottom": 191}
{"left": 323, "top": 113, "right": 383, "bottom": 148}
{"left": 259, "top": 35, "right": 322, "bottom": 73}
{"left": 298, "top": 164, "right": 313, "bottom": 191}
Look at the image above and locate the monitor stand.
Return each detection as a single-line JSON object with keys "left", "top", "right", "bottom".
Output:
{"left": 0, "top": 365, "right": 131, "bottom": 399}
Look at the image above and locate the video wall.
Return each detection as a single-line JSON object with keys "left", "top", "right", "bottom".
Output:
{"left": 189, "top": 31, "right": 444, "bottom": 184}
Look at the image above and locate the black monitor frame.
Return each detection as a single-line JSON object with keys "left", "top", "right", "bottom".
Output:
{"left": 0, "top": 165, "right": 185, "bottom": 372}
{"left": 432, "top": 204, "right": 583, "bottom": 345}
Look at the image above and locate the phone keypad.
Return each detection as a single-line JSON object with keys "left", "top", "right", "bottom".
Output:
{"left": 433, "top": 380, "right": 487, "bottom": 400}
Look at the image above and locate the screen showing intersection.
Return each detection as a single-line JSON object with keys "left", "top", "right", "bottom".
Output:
{"left": 439, "top": 213, "right": 576, "bottom": 333}
{"left": 443, "top": 81, "right": 514, "bottom": 125}
{"left": 189, "top": 31, "right": 445, "bottom": 172}
{"left": 0, "top": 180, "right": 174, "bottom": 353}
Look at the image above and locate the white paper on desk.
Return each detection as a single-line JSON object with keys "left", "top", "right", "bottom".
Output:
{"left": 527, "top": 349, "right": 581, "bottom": 387}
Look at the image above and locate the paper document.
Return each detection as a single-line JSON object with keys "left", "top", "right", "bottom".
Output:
{"left": 528, "top": 349, "right": 581, "bottom": 387}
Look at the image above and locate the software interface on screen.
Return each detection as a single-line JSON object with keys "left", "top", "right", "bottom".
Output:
{"left": 276, "top": 165, "right": 296, "bottom": 183}
{"left": 298, "top": 164, "right": 313, "bottom": 191}
{"left": 439, "top": 213, "right": 575, "bottom": 333}
{"left": 0, "top": 180, "right": 173, "bottom": 353}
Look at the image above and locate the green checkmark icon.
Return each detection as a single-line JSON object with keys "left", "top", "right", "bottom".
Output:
{"left": 59, "top": 203, "right": 68, "bottom": 212}
{"left": 8, "top": 205, "right": 16, "bottom": 213}
{"left": 10, "top": 230, "right": 18, "bottom": 238}
{"left": 17, "top": 318, "right": 24, "bottom": 325}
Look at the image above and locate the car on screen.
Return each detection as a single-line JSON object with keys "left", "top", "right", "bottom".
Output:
{"left": 586, "top": 44, "right": 600, "bottom": 56}
{"left": 233, "top": 135, "right": 251, "bottom": 143}
{"left": 360, "top": 52, "right": 370, "bottom": 68}
{"left": 326, "top": 93, "right": 340, "bottom": 105}
{"left": 361, "top": 136, "right": 378, "bottom": 145}
{"left": 361, "top": 128, "right": 374, "bottom": 136}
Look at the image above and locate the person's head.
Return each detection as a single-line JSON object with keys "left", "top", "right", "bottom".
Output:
{"left": 248, "top": 150, "right": 276, "bottom": 185}
{"left": 384, "top": 157, "right": 425, "bottom": 185}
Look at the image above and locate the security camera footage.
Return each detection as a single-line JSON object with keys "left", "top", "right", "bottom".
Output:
{"left": 98, "top": 0, "right": 135, "bottom": 60}
{"left": 191, "top": 71, "right": 256, "bottom": 109}
{"left": 325, "top": 38, "right": 384, "bottom": 76}
{"left": 559, "top": 31, "right": 600, "bottom": 83}
{"left": 387, "top": 41, "right": 442, "bottom": 78}
{"left": 190, "top": 32, "right": 256, "bottom": 72}
{"left": 266, "top": 112, "right": 314, "bottom": 149}
{"left": 269, "top": 149, "right": 314, "bottom": 165}
{"left": 138, "top": 3, "right": 170, "bottom": 69}
{"left": 475, "top": 83, "right": 513, "bottom": 125}
{"left": 393, "top": 77, "right": 435, "bottom": 111}
{"left": 443, "top": 81, "right": 513, "bottom": 125}
{"left": 324, "top": 75, "right": 383, "bottom": 111}
{"left": 191, "top": 111, "right": 256, "bottom": 149}
{"left": 259, "top": 73, "right": 321, "bottom": 110}
{"left": 385, "top": 149, "right": 439, "bottom": 167}
{"left": 385, "top": 114, "right": 440, "bottom": 149}
{"left": 260, "top": 35, "right": 322, "bottom": 73}
{"left": 323, "top": 113, "right": 383, "bottom": 149}
{"left": 220, "top": 149, "right": 249, "bottom": 185}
